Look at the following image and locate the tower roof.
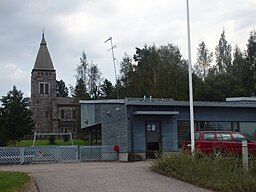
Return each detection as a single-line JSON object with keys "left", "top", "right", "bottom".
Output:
{"left": 32, "top": 33, "right": 55, "bottom": 72}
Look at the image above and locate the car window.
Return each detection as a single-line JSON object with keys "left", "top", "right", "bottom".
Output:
{"left": 233, "top": 133, "right": 246, "bottom": 142}
{"left": 203, "top": 132, "right": 215, "bottom": 141}
{"left": 216, "top": 133, "right": 232, "bottom": 141}
{"left": 195, "top": 132, "right": 200, "bottom": 140}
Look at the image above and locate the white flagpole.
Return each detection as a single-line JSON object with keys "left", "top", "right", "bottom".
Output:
{"left": 186, "top": 0, "right": 195, "bottom": 154}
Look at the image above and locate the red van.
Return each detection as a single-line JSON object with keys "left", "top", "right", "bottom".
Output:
{"left": 182, "top": 131, "right": 256, "bottom": 155}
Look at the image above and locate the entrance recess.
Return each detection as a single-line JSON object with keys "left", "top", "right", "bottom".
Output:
{"left": 145, "top": 121, "right": 162, "bottom": 159}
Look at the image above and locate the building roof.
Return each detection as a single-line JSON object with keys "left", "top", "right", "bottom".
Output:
{"left": 56, "top": 97, "right": 79, "bottom": 106}
{"left": 79, "top": 97, "right": 256, "bottom": 108}
{"left": 32, "top": 33, "right": 55, "bottom": 72}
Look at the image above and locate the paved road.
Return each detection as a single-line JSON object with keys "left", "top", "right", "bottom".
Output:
{"left": 0, "top": 161, "right": 212, "bottom": 192}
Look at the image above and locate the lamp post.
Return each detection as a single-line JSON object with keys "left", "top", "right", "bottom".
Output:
{"left": 186, "top": 0, "right": 195, "bottom": 154}
{"left": 105, "top": 37, "right": 119, "bottom": 99}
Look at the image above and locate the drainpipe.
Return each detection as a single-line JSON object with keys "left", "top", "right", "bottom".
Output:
{"left": 130, "top": 106, "right": 135, "bottom": 161}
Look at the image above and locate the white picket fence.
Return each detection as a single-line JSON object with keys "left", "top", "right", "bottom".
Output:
{"left": 0, "top": 145, "right": 118, "bottom": 164}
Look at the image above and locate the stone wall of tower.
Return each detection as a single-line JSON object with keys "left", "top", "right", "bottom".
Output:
{"left": 31, "top": 70, "right": 56, "bottom": 133}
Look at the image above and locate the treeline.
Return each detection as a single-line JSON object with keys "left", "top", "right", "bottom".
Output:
{"left": 57, "top": 29, "right": 256, "bottom": 101}
{"left": 118, "top": 29, "right": 256, "bottom": 101}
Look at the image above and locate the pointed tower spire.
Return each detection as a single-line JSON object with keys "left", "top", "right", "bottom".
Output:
{"left": 32, "top": 33, "right": 55, "bottom": 72}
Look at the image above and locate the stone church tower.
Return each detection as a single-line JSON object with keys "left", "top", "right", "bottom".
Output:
{"left": 31, "top": 33, "right": 57, "bottom": 133}
{"left": 31, "top": 33, "right": 79, "bottom": 135}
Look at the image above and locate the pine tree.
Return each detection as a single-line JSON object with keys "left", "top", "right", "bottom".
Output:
{"left": 0, "top": 86, "right": 34, "bottom": 146}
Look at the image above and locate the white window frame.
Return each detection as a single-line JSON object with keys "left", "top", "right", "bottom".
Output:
{"left": 39, "top": 82, "right": 50, "bottom": 94}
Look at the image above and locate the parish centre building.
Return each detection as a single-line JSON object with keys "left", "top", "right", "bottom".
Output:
{"left": 80, "top": 97, "right": 256, "bottom": 161}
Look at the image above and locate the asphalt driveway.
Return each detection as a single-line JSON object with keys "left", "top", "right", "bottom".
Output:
{"left": 0, "top": 161, "right": 212, "bottom": 192}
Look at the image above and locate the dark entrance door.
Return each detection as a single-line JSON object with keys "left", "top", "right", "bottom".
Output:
{"left": 145, "top": 121, "right": 162, "bottom": 159}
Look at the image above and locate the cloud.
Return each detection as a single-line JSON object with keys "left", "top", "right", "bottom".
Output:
{"left": 0, "top": 0, "right": 255, "bottom": 99}
{"left": 0, "top": 63, "right": 30, "bottom": 97}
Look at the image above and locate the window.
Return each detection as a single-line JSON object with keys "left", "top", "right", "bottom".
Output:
{"left": 39, "top": 82, "right": 50, "bottom": 94}
{"left": 239, "top": 122, "right": 256, "bottom": 141}
{"left": 203, "top": 132, "right": 215, "bottom": 141}
{"left": 45, "top": 111, "right": 49, "bottom": 118}
{"left": 45, "top": 83, "right": 49, "bottom": 94}
{"left": 72, "top": 110, "right": 76, "bottom": 119}
{"left": 233, "top": 133, "right": 246, "bottom": 142}
{"left": 40, "top": 83, "right": 44, "bottom": 94}
{"left": 216, "top": 133, "right": 232, "bottom": 141}
{"left": 61, "top": 110, "right": 65, "bottom": 119}
{"left": 195, "top": 132, "right": 200, "bottom": 140}
{"left": 198, "top": 121, "right": 231, "bottom": 131}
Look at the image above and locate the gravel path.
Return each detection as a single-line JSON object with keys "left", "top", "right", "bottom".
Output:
{"left": 0, "top": 161, "right": 212, "bottom": 192}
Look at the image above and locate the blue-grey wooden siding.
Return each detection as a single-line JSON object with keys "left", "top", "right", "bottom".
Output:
{"left": 176, "top": 106, "right": 256, "bottom": 122}
{"left": 100, "top": 104, "right": 128, "bottom": 153}
{"left": 132, "top": 115, "right": 178, "bottom": 153}
{"left": 80, "top": 104, "right": 95, "bottom": 128}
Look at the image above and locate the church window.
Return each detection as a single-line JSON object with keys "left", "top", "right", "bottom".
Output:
{"left": 45, "top": 83, "right": 49, "bottom": 94}
{"left": 61, "top": 110, "right": 65, "bottom": 119}
{"left": 39, "top": 82, "right": 50, "bottom": 94}
{"left": 72, "top": 109, "right": 76, "bottom": 119}
{"left": 39, "top": 83, "right": 44, "bottom": 94}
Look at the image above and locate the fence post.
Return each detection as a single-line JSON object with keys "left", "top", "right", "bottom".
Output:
{"left": 20, "top": 147, "right": 25, "bottom": 164}
{"left": 57, "top": 147, "right": 61, "bottom": 162}
{"left": 242, "top": 140, "right": 248, "bottom": 172}
{"left": 77, "top": 146, "right": 80, "bottom": 160}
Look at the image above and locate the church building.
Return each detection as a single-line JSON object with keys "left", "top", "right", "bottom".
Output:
{"left": 31, "top": 34, "right": 79, "bottom": 135}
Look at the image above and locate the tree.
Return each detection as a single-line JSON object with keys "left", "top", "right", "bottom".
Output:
{"left": 56, "top": 79, "right": 69, "bottom": 97}
{"left": 194, "top": 41, "right": 213, "bottom": 79}
{"left": 72, "top": 78, "right": 89, "bottom": 99}
{"left": 215, "top": 30, "right": 232, "bottom": 73}
{"left": 76, "top": 51, "right": 89, "bottom": 84}
{"left": 100, "top": 79, "right": 114, "bottom": 99}
{"left": 87, "top": 62, "right": 102, "bottom": 99}
{"left": 0, "top": 86, "right": 34, "bottom": 146}
{"left": 246, "top": 30, "right": 256, "bottom": 95}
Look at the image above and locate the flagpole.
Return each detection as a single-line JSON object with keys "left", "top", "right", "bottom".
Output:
{"left": 186, "top": 0, "right": 195, "bottom": 154}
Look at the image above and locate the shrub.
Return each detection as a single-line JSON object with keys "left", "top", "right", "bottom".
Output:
{"left": 151, "top": 151, "right": 256, "bottom": 191}
{"left": 48, "top": 136, "right": 56, "bottom": 145}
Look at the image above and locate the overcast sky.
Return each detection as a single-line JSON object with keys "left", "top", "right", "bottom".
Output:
{"left": 0, "top": 0, "right": 255, "bottom": 98}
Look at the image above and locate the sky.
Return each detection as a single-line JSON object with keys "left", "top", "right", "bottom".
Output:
{"left": 0, "top": 0, "right": 255, "bottom": 98}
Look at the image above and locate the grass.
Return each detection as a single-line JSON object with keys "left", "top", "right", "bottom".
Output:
{"left": 0, "top": 171, "right": 30, "bottom": 192}
{"left": 8, "top": 139, "right": 89, "bottom": 147}
{"left": 151, "top": 151, "right": 256, "bottom": 192}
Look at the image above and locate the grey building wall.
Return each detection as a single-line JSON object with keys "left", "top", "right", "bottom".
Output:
{"left": 101, "top": 104, "right": 128, "bottom": 152}
{"left": 176, "top": 106, "right": 256, "bottom": 122}
{"left": 132, "top": 115, "right": 178, "bottom": 153}
{"left": 162, "top": 116, "right": 178, "bottom": 151}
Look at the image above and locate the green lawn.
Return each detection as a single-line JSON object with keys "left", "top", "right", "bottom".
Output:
{"left": 9, "top": 139, "right": 88, "bottom": 147}
{"left": 0, "top": 171, "right": 30, "bottom": 192}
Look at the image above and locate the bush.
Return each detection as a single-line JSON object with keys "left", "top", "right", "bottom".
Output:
{"left": 151, "top": 151, "right": 256, "bottom": 191}
{"left": 48, "top": 136, "right": 56, "bottom": 145}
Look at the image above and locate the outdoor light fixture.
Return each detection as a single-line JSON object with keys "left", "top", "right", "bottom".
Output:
{"left": 107, "top": 110, "right": 111, "bottom": 117}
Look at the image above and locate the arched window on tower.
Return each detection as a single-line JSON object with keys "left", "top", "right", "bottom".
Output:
{"left": 39, "top": 82, "right": 50, "bottom": 94}
{"left": 61, "top": 110, "right": 65, "bottom": 119}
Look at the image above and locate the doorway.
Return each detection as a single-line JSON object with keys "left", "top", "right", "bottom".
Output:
{"left": 145, "top": 121, "right": 162, "bottom": 159}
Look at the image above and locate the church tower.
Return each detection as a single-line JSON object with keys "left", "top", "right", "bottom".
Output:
{"left": 31, "top": 33, "right": 56, "bottom": 133}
